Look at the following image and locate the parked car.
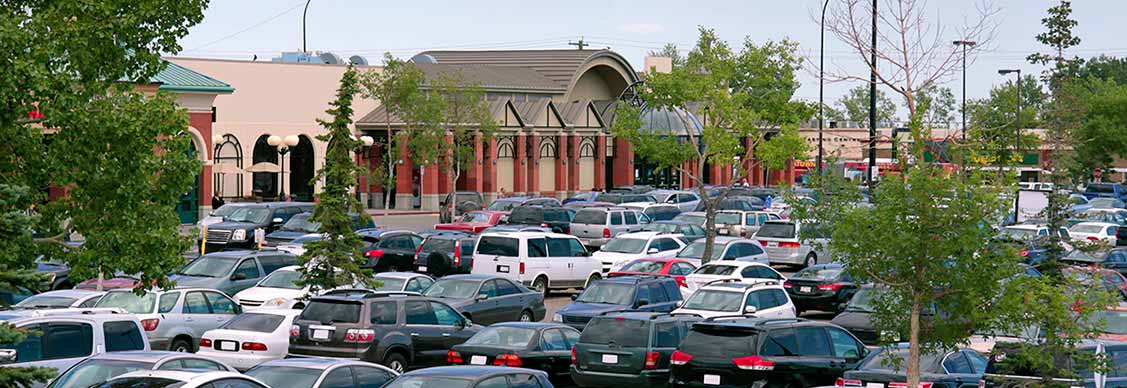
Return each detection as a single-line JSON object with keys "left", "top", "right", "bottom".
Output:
{"left": 95, "top": 288, "right": 241, "bottom": 352}
{"left": 828, "top": 285, "right": 939, "bottom": 346}
{"left": 610, "top": 185, "right": 656, "bottom": 194}
{"left": 838, "top": 344, "right": 987, "bottom": 388}
{"left": 983, "top": 341, "right": 1127, "bottom": 388}
{"left": 36, "top": 255, "right": 74, "bottom": 290}
{"left": 274, "top": 234, "right": 322, "bottom": 256}
{"left": 669, "top": 316, "right": 868, "bottom": 388}
{"left": 384, "top": 366, "right": 553, "bottom": 388}
{"left": 674, "top": 279, "right": 795, "bottom": 319}
{"left": 570, "top": 207, "right": 650, "bottom": 249}
{"left": 480, "top": 225, "right": 554, "bottom": 234}
{"left": 648, "top": 190, "right": 703, "bottom": 212}
{"left": 506, "top": 205, "right": 574, "bottom": 234}
{"left": 170, "top": 250, "right": 298, "bottom": 296}
{"left": 564, "top": 201, "right": 617, "bottom": 209}
{"left": 1091, "top": 197, "right": 1127, "bottom": 209}
{"left": 233, "top": 265, "right": 311, "bottom": 310}
{"left": 0, "top": 309, "right": 148, "bottom": 374}
{"left": 358, "top": 230, "right": 424, "bottom": 272}
{"left": 96, "top": 370, "right": 267, "bottom": 388}
{"left": 753, "top": 220, "right": 830, "bottom": 268}
{"left": 197, "top": 309, "right": 302, "bottom": 371}
{"left": 1085, "top": 182, "right": 1127, "bottom": 200}
{"left": 782, "top": 263, "right": 860, "bottom": 315}
{"left": 246, "top": 358, "right": 398, "bottom": 388}
{"left": 563, "top": 192, "right": 601, "bottom": 205}
{"left": 264, "top": 212, "right": 374, "bottom": 245}
{"left": 45, "top": 350, "right": 237, "bottom": 388}
{"left": 715, "top": 211, "right": 782, "bottom": 238}
{"left": 682, "top": 262, "right": 784, "bottom": 294}
{"left": 1070, "top": 221, "right": 1120, "bottom": 245}
{"left": 608, "top": 258, "right": 698, "bottom": 288}
{"left": 435, "top": 211, "right": 509, "bottom": 234}
{"left": 289, "top": 293, "right": 482, "bottom": 373}
{"left": 13, "top": 289, "right": 104, "bottom": 310}
{"left": 421, "top": 274, "right": 546, "bottom": 325}
{"left": 671, "top": 212, "right": 706, "bottom": 227}
{"left": 1063, "top": 247, "right": 1127, "bottom": 276}
{"left": 623, "top": 203, "right": 682, "bottom": 222}
{"left": 416, "top": 232, "right": 477, "bottom": 277}
{"left": 198, "top": 202, "right": 253, "bottom": 229}
{"left": 471, "top": 231, "right": 603, "bottom": 297}
{"left": 593, "top": 232, "right": 687, "bottom": 273}
{"left": 692, "top": 196, "right": 764, "bottom": 212}
{"left": 448, "top": 322, "right": 579, "bottom": 382}
{"left": 441, "top": 191, "right": 486, "bottom": 223}
{"left": 1062, "top": 266, "right": 1127, "bottom": 300}
{"left": 571, "top": 312, "right": 702, "bottom": 388}
{"left": 373, "top": 272, "right": 437, "bottom": 294}
{"left": 75, "top": 274, "right": 141, "bottom": 291}
{"left": 642, "top": 221, "right": 707, "bottom": 242}
{"left": 555, "top": 276, "right": 684, "bottom": 329}
{"left": 203, "top": 202, "right": 314, "bottom": 252}
{"left": 674, "top": 237, "right": 770, "bottom": 268}
{"left": 487, "top": 197, "right": 561, "bottom": 212}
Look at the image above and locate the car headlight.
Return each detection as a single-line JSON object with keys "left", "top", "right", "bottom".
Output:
{"left": 553, "top": 313, "right": 563, "bottom": 322}
{"left": 263, "top": 298, "right": 290, "bottom": 308}
{"left": 231, "top": 229, "right": 247, "bottom": 241}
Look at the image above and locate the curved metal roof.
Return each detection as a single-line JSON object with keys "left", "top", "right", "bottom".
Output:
{"left": 638, "top": 106, "right": 703, "bottom": 136}
{"left": 411, "top": 49, "right": 638, "bottom": 90}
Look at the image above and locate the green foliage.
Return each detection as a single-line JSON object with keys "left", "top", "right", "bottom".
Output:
{"left": 299, "top": 65, "right": 371, "bottom": 293}
{"left": 1068, "top": 79, "right": 1127, "bottom": 179}
{"left": 758, "top": 127, "right": 810, "bottom": 171}
{"left": 914, "top": 85, "right": 956, "bottom": 127}
{"left": 836, "top": 84, "right": 898, "bottom": 127}
{"left": 647, "top": 43, "right": 686, "bottom": 68}
{"left": 359, "top": 54, "right": 427, "bottom": 214}
{"left": 419, "top": 72, "right": 497, "bottom": 197}
{"left": 1073, "top": 55, "right": 1127, "bottom": 84}
{"left": 964, "top": 75, "right": 1046, "bottom": 168}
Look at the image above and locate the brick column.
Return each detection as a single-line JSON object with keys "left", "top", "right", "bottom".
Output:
{"left": 612, "top": 137, "right": 633, "bottom": 187}
{"left": 527, "top": 133, "right": 541, "bottom": 195}
{"left": 422, "top": 162, "right": 440, "bottom": 211}
{"left": 514, "top": 133, "right": 527, "bottom": 195}
{"left": 555, "top": 133, "right": 568, "bottom": 199}
{"left": 595, "top": 136, "right": 607, "bottom": 191}
{"left": 469, "top": 132, "right": 484, "bottom": 192}
{"left": 709, "top": 164, "right": 723, "bottom": 185}
{"left": 395, "top": 138, "right": 414, "bottom": 209}
{"left": 437, "top": 134, "right": 453, "bottom": 195}
{"left": 568, "top": 134, "right": 581, "bottom": 193}
{"left": 483, "top": 136, "right": 498, "bottom": 203}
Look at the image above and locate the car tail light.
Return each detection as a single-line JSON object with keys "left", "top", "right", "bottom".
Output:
{"left": 141, "top": 318, "right": 159, "bottom": 331}
{"left": 888, "top": 383, "right": 933, "bottom": 388}
{"left": 414, "top": 244, "right": 423, "bottom": 264}
{"left": 454, "top": 241, "right": 462, "bottom": 267}
{"left": 603, "top": 228, "right": 611, "bottom": 238}
{"left": 242, "top": 342, "right": 268, "bottom": 351}
{"left": 493, "top": 354, "right": 523, "bottom": 367}
{"left": 783, "top": 282, "right": 793, "bottom": 288}
{"left": 1019, "top": 250, "right": 1029, "bottom": 257}
{"left": 671, "top": 350, "right": 693, "bottom": 366}
{"left": 446, "top": 350, "right": 463, "bottom": 364}
{"left": 571, "top": 347, "right": 577, "bottom": 365}
{"left": 758, "top": 240, "right": 769, "bottom": 246}
{"left": 835, "top": 378, "right": 862, "bottom": 386}
{"left": 541, "top": 223, "right": 549, "bottom": 228}
{"left": 644, "top": 351, "right": 660, "bottom": 369}
{"left": 290, "top": 325, "right": 300, "bottom": 337}
{"left": 977, "top": 380, "right": 985, "bottom": 388}
{"left": 676, "top": 277, "right": 687, "bottom": 288}
{"left": 344, "top": 329, "right": 375, "bottom": 343}
{"left": 818, "top": 283, "right": 846, "bottom": 291}
{"left": 732, "top": 355, "right": 775, "bottom": 371}
{"left": 520, "top": 262, "right": 525, "bottom": 275}
{"left": 1089, "top": 236, "right": 1100, "bottom": 242}
{"left": 365, "top": 249, "right": 384, "bottom": 258}
{"left": 779, "top": 242, "right": 801, "bottom": 248}
{"left": 199, "top": 338, "right": 212, "bottom": 348}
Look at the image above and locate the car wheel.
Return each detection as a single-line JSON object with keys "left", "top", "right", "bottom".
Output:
{"left": 804, "top": 253, "right": 817, "bottom": 268}
{"left": 585, "top": 273, "right": 602, "bottom": 289}
{"left": 532, "top": 276, "right": 550, "bottom": 298}
{"left": 384, "top": 352, "right": 408, "bottom": 374}
{"left": 170, "top": 338, "right": 193, "bottom": 353}
{"left": 519, "top": 309, "right": 534, "bottom": 322}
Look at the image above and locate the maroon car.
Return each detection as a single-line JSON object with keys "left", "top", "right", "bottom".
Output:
{"left": 434, "top": 210, "right": 507, "bottom": 234}
{"left": 75, "top": 275, "right": 140, "bottom": 290}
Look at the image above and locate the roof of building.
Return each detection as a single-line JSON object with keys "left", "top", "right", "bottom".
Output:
{"left": 412, "top": 49, "right": 631, "bottom": 89}
{"left": 152, "top": 61, "right": 234, "bottom": 94}
{"left": 416, "top": 64, "right": 563, "bottom": 92}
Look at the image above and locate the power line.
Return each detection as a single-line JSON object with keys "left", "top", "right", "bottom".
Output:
{"left": 186, "top": 0, "right": 308, "bottom": 52}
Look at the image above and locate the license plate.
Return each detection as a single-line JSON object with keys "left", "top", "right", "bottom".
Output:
{"left": 703, "top": 374, "right": 721, "bottom": 385}
{"left": 800, "top": 286, "right": 812, "bottom": 293}
{"left": 470, "top": 355, "right": 486, "bottom": 365}
{"left": 601, "top": 354, "right": 618, "bottom": 364}
{"left": 219, "top": 341, "right": 236, "bottom": 351}
{"left": 497, "top": 265, "right": 509, "bottom": 273}
{"left": 866, "top": 383, "right": 884, "bottom": 388}
{"left": 718, "top": 229, "right": 729, "bottom": 235}
{"left": 767, "top": 241, "right": 778, "bottom": 247}
{"left": 312, "top": 329, "right": 330, "bottom": 340}
{"left": 419, "top": 266, "right": 428, "bottom": 272}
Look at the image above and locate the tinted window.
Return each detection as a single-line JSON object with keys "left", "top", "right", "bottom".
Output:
{"left": 206, "top": 292, "right": 238, "bottom": 315}
{"left": 495, "top": 280, "right": 520, "bottom": 296}
{"left": 943, "top": 352, "right": 973, "bottom": 374}
{"left": 540, "top": 329, "right": 570, "bottom": 351}
{"left": 1, "top": 323, "right": 43, "bottom": 363}
{"left": 648, "top": 284, "right": 669, "bottom": 303}
{"left": 574, "top": 210, "right": 607, "bottom": 225}
{"left": 745, "top": 290, "right": 774, "bottom": 310}
{"left": 180, "top": 358, "right": 223, "bottom": 370}
{"left": 654, "top": 322, "right": 681, "bottom": 347}
{"left": 222, "top": 313, "right": 284, "bottom": 333}
{"left": 756, "top": 223, "right": 797, "bottom": 239}
{"left": 761, "top": 328, "right": 798, "bottom": 356}
{"left": 579, "top": 318, "right": 649, "bottom": 348}
{"left": 43, "top": 323, "right": 94, "bottom": 360}
{"left": 406, "top": 301, "right": 437, "bottom": 325}
{"left": 671, "top": 263, "right": 696, "bottom": 276}
{"left": 527, "top": 238, "right": 548, "bottom": 258}
{"left": 478, "top": 236, "right": 519, "bottom": 256}
{"left": 510, "top": 374, "right": 542, "bottom": 388}
{"left": 158, "top": 292, "right": 180, "bottom": 313}
{"left": 827, "top": 327, "right": 861, "bottom": 358}
{"left": 543, "top": 210, "right": 569, "bottom": 222}
{"left": 563, "top": 328, "right": 581, "bottom": 347}
{"left": 320, "top": 367, "right": 355, "bottom": 388}
{"left": 300, "top": 300, "right": 361, "bottom": 323}
{"left": 635, "top": 284, "right": 651, "bottom": 303}
{"left": 567, "top": 238, "right": 588, "bottom": 256}
{"left": 103, "top": 321, "right": 145, "bottom": 352}
{"left": 370, "top": 301, "right": 397, "bottom": 325}
{"left": 476, "top": 376, "right": 508, "bottom": 388}
{"left": 258, "top": 255, "right": 294, "bottom": 274}
{"left": 610, "top": 212, "right": 623, "bottom": 225}
{"left": 624, "top": 212, "right": 638, "bottom": 224}
{"left": 796, "top": 327, "right": 831, "bottom": 356}
{"left": 233, "top": 259, "right": 261, "bottom": 279}
{"left": 184, "top": 292, "right": 210, "bottom": 314}
{"left": 354, "top": 366, "right": 395, "bottom": 388}
{"left": 546, "top": 238, "right": 573, "bottom": 257}
{"left": 479, "top": 281, "right": 498, "bottom": 298}
{"left": 770, "top": 289, "right": 790, "bottom": 306}
{"left": 682, "top": 327, "right": 755, "bottom": 357}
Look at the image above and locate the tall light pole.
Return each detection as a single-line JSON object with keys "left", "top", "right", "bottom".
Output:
{"left": 866, "top": 0, "right": 877, "bottom": 188}
{"left": 953, "top": 40, "right": 976, "bottom": 140}
{"left": 268, "top": 135, "right": 300, "bottom": 201}
{"left": 302, "top": 0, "right": 312, "bottom": 53}
{"left": 817, "top": 0, "right": 830, "bottom": 175}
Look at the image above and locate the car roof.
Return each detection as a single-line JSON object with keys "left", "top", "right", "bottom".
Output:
{"left": 615, "top": 231, "right": 683, "bottom": 239}
{"left": 255, "top": 357, "right": 367, "bottom": 369}
{"left": 595, "top": 311, "right": 697, "bottom": 321}
{"left": 93, "top": 350, "right": 209, "bottom": 363}
{"left": 200, "top": 250, "right": 258, "bottom": 259}
{"left": 1074, "top": 221, "right": 1119, "bottom": 227}
{"left": 693, "top": 316, "right": 813, "bottom": 329}
{"left": 439, "top": 274, "right": 494, "bottom": 281}
{"left": 479, "top": 231, "right": 576, "bottom": 239}
{"left": 1006, "top": 224, "right": 1046, "bottom": 230}
{"left": 700, "top": 279, "right": 784, "bottom": 291}
{"left": 491, "top": 322, "right": 573, "bottom": 330}
{"left": 33, "top": 289, "right": 104, "bottom": 298}
{"left": 800, "top": 263, "right": 845, "bottom": 271}
{"left": 114, "top": 370, "right": 247, "bottom": 382}
{"left": 402, "top": 365, "right": 536, "bottom": 378}
{"left": 234, "top": 202, "right": 314, "bottom": 209}
{"left": 600, "top": 275, "right": 675, "bottom": 284}
{"left": 699, "top": 261, "right": 770, "bottom": 269}
{"left": 357, "top": 229, "right": 414, "bottom": 238}
{"left": 688, "top": 236, "right": 744, "bottom": 245}
{"left": 373, "top": 272, "right": 426, "bottom": 280}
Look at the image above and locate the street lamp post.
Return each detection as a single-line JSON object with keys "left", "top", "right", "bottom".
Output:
{"left": 817, "top": 0, "right": 830, "bottom": 175}
{"left": 866, "top": 0, "right": 877, "bottom": 188}
{"left": 953, "top": 40, "right": 977, "bottom": 140}
{"left": 268, "top": 135, "right": 300, "bottom": 201}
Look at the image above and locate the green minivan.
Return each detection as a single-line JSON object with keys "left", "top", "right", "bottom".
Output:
{"left": 570, "top": 312, "right": 701, "bottom": 388}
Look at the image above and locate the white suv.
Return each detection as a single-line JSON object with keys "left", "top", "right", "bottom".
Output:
{"left": 673, "top": 279, "right": 796, "bottom": 319}
{"left": 683, "top": 261, "right": 785, "bottom": 294}
{"left": 471, "top": 231, "right": 603, "bottom": 296}
{"left": 592, "top": 231, "right": 687, "bottom": 272}
{"left": 0, "top": 309, "right": 149, "bottom": 375}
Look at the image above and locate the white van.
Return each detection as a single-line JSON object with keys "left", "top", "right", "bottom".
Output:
{"left": 471, "top": 231, "right": 603, "bottom": 296}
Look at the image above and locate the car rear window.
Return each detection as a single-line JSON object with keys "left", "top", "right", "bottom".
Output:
{"left": 716, "top": 213, "right": 741, "bottom": 224}
{"left": 544, "top": 210, "right": 570, "bottom": 222}
{"left": 420, "top": 238, "right": 456, "bottom": 256}
{"left": 794, "top": 267, "right": 843, "bottom": 280}
{"left": 680, "top": 326, "right": 755, "bottom": 357}
{"left": 222, "top": 313, "right": 286, "bottom": 333}
{"left": 1089, "top": 184, "right": 1115, "bottom": 193}
{"left": 756, "top": 222, "right": 796, "bottom": 238}
{"left": 695, "top": 264, "right": 736, "bottom": 275}
{"left": 509, "top": 207, "right": 542, "bottom": 224}
{"left": 861, "top": 348, "right": 944, "bottom": 373}
{"left": 464, "top": 326, "right": 536, "bottom": 347}
{"left": 478, "top": 236, "right": 519, "bottom": 256}
{"left": 299, "top": 300, "right": 361, "bottom": 323}
{"left": 579, "top": 318, "right": 650, "bottom": 347}
{"left": 573, "top": 209, "right": 607, "bottom": 225}
{"left": 103, "top": 321, "right": 146, "bottom": 352}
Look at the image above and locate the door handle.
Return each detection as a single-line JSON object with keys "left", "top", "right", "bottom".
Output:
{"left": 185, "top": 317, "right": 194, "bottom": 322}
{"left": 410, "top": 332, "right": 420, "bottom": 337}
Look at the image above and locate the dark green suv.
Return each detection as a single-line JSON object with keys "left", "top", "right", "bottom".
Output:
{"left": 570, "top": 312, "right": 701, "bottom": 388}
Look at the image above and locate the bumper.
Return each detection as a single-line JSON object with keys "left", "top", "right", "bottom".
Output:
{"left": 789, "top": 293, "right": 842, "bottom": 312}
{"left": 765, "top": 249, "right": 804, "bottom": 265}
{"left": 571, "top": 365, "right": 670, "bottom": 388}
{"left": 582, "top": 238, "right": 610, "bottom": 250}
{"left": 287, "top": 344, "right": 365, "bottom": 359}
{"left": 197, "top": 349, "right": 281, "bottom": 371}
{"left": 149, "top": 338, "right": 171, "bottom": 351}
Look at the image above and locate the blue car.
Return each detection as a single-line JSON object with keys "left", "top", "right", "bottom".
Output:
{"left": 553, "top": 275, "right": 683, "bottom": 330}
{"left": 1085, "top": 183, "right": 1127, "bottom": 201}
{"left": 563, "top": 191, "right": 600, "bottom": 205}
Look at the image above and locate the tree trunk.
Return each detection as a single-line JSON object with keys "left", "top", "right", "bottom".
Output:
{"left": 907, "top": 298, "right": 923, "bottom": 388}
{"left": 383, "top": 113, "right": 393, "bottom": 218}
{"left": 702, "top": 202, "right": 717, "bottom": 264}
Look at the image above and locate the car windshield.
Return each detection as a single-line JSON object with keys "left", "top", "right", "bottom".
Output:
{"left": 95, "top": 291, "right": 155, "bottom": 314}
{"left": 48, "top": 359, "right": 154, "bottom": 388}
{"left": 619, "top": 260, "right": 666, "bottom": 273}
{"left": 487, "top": 200, "right": 520, "bottom": 212}
{"left": 1000, "top": 227, "right": 1040, "bottom": 240}
{"left": 794, "top": 267, "right": 842, "bottom": 280}
{"left": 464, "top": 326, "right": 537, "bottom": 347}
{"left": 677, "top": 242, "right": 725, "bottom": 260}
{"left": 245, "top": 365, "right": 325, "bottom": 388}
{"left": 1091, "top": 198, "right": 1122, "bottom": 208}
{"left": 459, "top": 212, "right": 491, "bottom": 223}
{"left": 280, "top": 213, "right": 320, "bottom": 233}
{"left": 694, "top": 264, "right": 736, "bottom": 276}
{"left": 1072, "top": 224, "right": 1107, "bottom": 234}
{"left": 622, "top": 194, "right": 656, "bottom": 203}
{"left": 576, "top": 283, "right": 635, "bottom": 305}
{"left": 860, "top": 348, "right": 944, "bottom": 373}
{"left": 222, "top": 313, "right": 286, "bottom": 333}
{"left": 15, "top": 295, "right": 78, "bottom": 308}
{"left": 681, "top": 289, "right": 743, "bottom": 311}
{"left": 756, "top": 223, "right": 797, "bottom": 238}
{"left": 384, "top": 376, "right": 472, "bottom": 388}
{"left": 372, "top": 277, "right": 406, "bottom": 291}
{"left": 213, "top": 204, "right": 241, "bottom": 217}
{"left": 177, "top": 256, "right": 236, "bottom": 277}
{"left": 715, "top": 212, "right": 741, "bottom": 225}
{"left": 423, "top": 279, "right": 480, "bottom": 299}
{"left": 846, "top": 288, "right": 878, "bottom": 312}
{"left": 227, "top": 207, "right": 271, "bottom": 223}
{"left": 601, "top": 238, "right": 648, "bottom": 254}
{"left": 1098, "top": 309, "right": 1127, "bottom": 335}
{"left": 642, "top": 223, "right": 678, "bottom": 233}
{"left": 290, "top": 235, "right": 322, "bottom": 245}
{"left": 257, "top": 270, "right": 303, "bottom": 290}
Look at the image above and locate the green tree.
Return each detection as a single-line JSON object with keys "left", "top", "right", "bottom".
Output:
{"left": 299, "top": 65, "right": 372, "bottom": 293}
{"left": 836, "top": 84, "right": 897, "bottom": 128}
{"left": 1066, "top": 79, "right": 1127, "bottom": 180}
{"left": 610, "top": 27, "right": 812, "bottom": 263}
{"left": 758, "top": 126, "right": 811, "bottom": 179}
{"left": 914, "top": 84, "right": 956, "bottom": 127}
{"left": 1073, "top": 55, "right": 1127, "bottom": 84}
{"left": 359, "top": 54, "right": 426, "bottom": 215}
{"left": 424, "top": 73, "right": 497, "bottom": 216}
{"left": 964, "top": 75, "right": 1046, "bottom": 170}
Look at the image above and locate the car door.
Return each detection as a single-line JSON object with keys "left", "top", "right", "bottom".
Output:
{"left": 470, "top": 280, "right": 501, "bottom": 324}
{"left": 228, "top": 257, "right": 262, "bottom": 295}
{"left": 545, "top": 237, "right": 579, "bottom": 287}
{"left": 826, "top": 326, "right": 866, "bottom": 379}
{"left": 204, "top": 291, "right": 240, "bottom": 327}
{"left": 525, "top": 237, "right": 554, "bottom": 286}
{"left": 793, "top": 326, "right": 839, "bottom": 386}
{"left": 376, "top": 235, "right": 413, "bottom": 271}
{"left": 745, "top": 289, "right": 784, "bottom": 318}
{"left": 1, "top": 321, "right": 94, "bottom": 372}
{"left": 539, "top": 329, "right": 573, "bottom": 377}
{"left": 404, "top": 300, "right": 446, "bottom": 367}
{"left": 353, "top": 365, "right": 397, "bottom": 388}
{"left": 181, "top": 291, "right": 214, "bottom": 339}
{"left": 432, "top": 301, "right": 475, "bottom": 351}
{"left": 487, "top": 279, "right": 524, "bottom": 323}
{"left": 568, "top": 237, "right": 601, "bottom": 287}
{"left": 623, "top": 211, "right": 641, "bottom": 232}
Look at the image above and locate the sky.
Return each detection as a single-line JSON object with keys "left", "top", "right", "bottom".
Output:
{"left": 176, "top": 0, "right": 1127, "bottom": 120}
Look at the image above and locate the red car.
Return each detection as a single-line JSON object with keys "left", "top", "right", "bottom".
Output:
{"left": 607, "top": 257, "right": 698, "bottom": 287}
{"left": 75, "top": 275, "right": 140, "bottom": 290}
{"left": 433, "top": 210, "right": 507, "bottom": 234}
{"left": 1062, "top": 266, "right": 1127, "bottom": 300}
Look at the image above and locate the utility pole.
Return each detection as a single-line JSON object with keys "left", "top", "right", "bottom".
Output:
{"left": 569, "top": 37, "right": 588, "bottom": 50}
{"left": 302, "top": 0, "right": 312, "bottom": 53}
{"left": 817, "top": 0, "right": 830, "bottom": 175}
{"left": 866, "top": 0, "right": 877, "bottom": 188}
{"left": 954, "top": 40, "right": 977, "bottom": 140}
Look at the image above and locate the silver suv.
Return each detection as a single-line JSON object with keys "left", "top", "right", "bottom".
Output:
{"left": 0, "top": 309, "right": 148, "bottom": 376}
{"left": 95, "top": 288, "right": 241, "bottom": 352}
{"left": 570, "top": 207, "right": 651, "bottom": 249}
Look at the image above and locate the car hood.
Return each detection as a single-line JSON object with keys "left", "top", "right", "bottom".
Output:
{"left": 265, "top": 230, "right": 314, "bottom": 241}
{"left": 36, "top": 263, "right": 68, "bottom": 274}
{"left": 169, "top": 274, "right": 221, "bottom": 288}
{"left": 559, "top": 302, "right": 629, "bottom": 317}
{"left": 234, "top": 286, "right": 307, "bottom": 302}
{"left": 199, "top": 215, "right": 225, "bottom": 227}
{"left": 830, "top": 310, "right": 874, "bottom": 329}
{"left": 208, "top": 221, "right": 260, "bottom": 231}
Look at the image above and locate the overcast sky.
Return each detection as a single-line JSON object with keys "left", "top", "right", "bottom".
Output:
{"left": 177, "top": 0, "right": 1127, "bottom": 119}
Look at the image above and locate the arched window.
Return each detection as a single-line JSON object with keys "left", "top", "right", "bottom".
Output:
{"left": 579, "top": 137, "right": 596, "bottom": 158}
{"left": 213, "top": 134, "right": 243, "bottom": 199}
{"left": 539, "top": 137, "right": 556, "bottom": 159}
{"left": 497, "top": 137, "right": 515, "bottom": 159}
{"left": 252, "top": 134, "right": 279, "bottom": 198}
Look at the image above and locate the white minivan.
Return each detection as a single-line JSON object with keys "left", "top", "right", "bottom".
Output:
{"left": 471, "top": 231, "right": 603, "bottom": 296}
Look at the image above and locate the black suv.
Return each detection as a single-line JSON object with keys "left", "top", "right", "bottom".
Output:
{"left": 289, "top": 292, "right": 483, "bottom": 373}
{"left": 506, "top": 205, "right": 574, "bottom": 234}
{"left": 358, "top": 229, "right": 423, "bottom": 272}
{"left": 415, "top": 232, "right": 476, "bottom": 277}
{"left": 669, "top": 317, "right": 868, "bottom": 388}
{"left": 204, "top": 202, "right": 313, "bottom": 252}
{"left": 571, "top": 312, "right": 702, "bottom": 388}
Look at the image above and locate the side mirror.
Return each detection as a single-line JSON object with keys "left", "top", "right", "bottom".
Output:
{"left": 743, "top": 305, "right": 758, "bottom": 315}
{"left": 570, "top": 294, "right": 579, "bottom": 301}
{"left": 0, "top": 349, "right": 16, "bottom": 362}
{"left": 675, "top": 300, "right": 684, "bottom": 307}
{"left": 460, "top": 318, "right": 471, "bottom": 329}
{"left": 635, "top": 299, "right": 650, "bottom": 308}
{"left": 647, "top": 247, "right": 659, "bottom": 254}
{"left": 476, "top": 294, "right": 489, "bottom": 301}
{"left": 231, "top": 273, "right": 247, "bottom": 281}
{"left": 272, "top": 217, "right": 284, "bottom": 224}
{"left": 666, "top": 199, "right": 676, "bottom": 204}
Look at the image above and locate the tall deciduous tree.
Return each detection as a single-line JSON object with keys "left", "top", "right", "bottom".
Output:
{"left": 914, "top": 84, "right": 956, "bottom": 127}
{"left": 425, "top": 73, "right": 497, "bottom": 216}
{"left": 359, "top": 54, "right": 426, "bottom": 215}
{"left": 836, "top": 84, "right": 898, "bottom": 127}
{"left": 965, "top": 75, "right": 1046, "bottom": 170}
{"left": 299, "top": 65, "right": 371, "bottom": 293}
{"left": 610, "top": 27, "right": 812, "bottom": 263}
